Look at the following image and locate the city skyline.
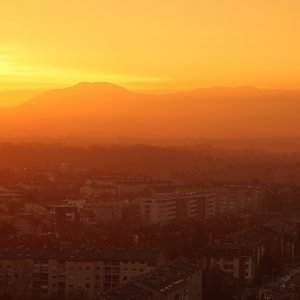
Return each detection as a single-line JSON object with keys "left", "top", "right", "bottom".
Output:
{"left": 2, "top": 2, "right": 300, "bottom": 299}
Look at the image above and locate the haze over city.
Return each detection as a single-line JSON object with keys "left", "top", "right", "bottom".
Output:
{"left": 1, "top": 1, "right": 300, "bottom": 300}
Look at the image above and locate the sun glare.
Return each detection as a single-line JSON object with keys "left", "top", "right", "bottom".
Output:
{"left": 0, "top": 56, "right": 17, "bottom": 75}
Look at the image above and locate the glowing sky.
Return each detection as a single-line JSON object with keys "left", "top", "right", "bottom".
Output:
{"left": 1, "top": 0, "right": 300, "bottom": 105}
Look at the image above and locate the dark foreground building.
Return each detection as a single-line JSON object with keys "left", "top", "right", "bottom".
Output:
{"left": 100, "top": 257, "right": 202, "bottom": 300}
{"left": 0, "top": 247, "right": 166, "bottom": 299}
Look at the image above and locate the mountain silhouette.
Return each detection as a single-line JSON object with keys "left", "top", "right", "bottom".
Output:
{"left": 17, "top": 82, "right": 138, "bottom": 113}
{"left": 1, "top": 82, "right": 300, "bottom": 142}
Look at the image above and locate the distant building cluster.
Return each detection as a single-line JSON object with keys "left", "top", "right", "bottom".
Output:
{"left": 0, "top": 165, "right": 300, "bottom": 299}
{"left": 138, "top": 187, "right": 264, "bottom": 225}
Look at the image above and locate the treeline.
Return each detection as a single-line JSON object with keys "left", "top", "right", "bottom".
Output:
{"left": 0, "top": 143, "right": 300, "bottom": 182}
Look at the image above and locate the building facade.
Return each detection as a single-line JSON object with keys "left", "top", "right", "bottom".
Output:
{"left": 0, "top": 248, "right": 166, "bottom": 299}
{"left": 139, "top": 192, "right": 216, "bottom": 225}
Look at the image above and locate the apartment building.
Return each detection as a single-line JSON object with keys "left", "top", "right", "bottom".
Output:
{"left": 261, "top": 216, "right": 299, "bottom": 264}
{"left": 203, "top": 230, "right": 267, "bottom": 286}
{"left": 91, "top": 202, "right": 139, "bottom": 224}
{"left": 0, "top": 251, "right": 33, "bottom": 298}
{"left": 0, "top": 248, "right": 166, "bottom": 299}
{"left": 216, "top": 188, "right": 264, "bottom": 216}
{"left": 100, "top": 257, "right": 202, "bottom": 300}
{"left": 139, "top": 191, "right": 216, "bottom": 225}
{"left": 80, "top": 176, "right": 150, "bottom": 200}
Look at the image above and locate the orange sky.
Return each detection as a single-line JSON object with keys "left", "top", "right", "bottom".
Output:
{"left": 1, "top": 0, "right": 300, "bottom": 106}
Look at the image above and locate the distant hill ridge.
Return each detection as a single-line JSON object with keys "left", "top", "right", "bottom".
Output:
{"left": 1, "top": 82, "right": 300, "bottom": 141}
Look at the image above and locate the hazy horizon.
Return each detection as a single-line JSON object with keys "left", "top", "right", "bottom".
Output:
{"left": 3, "top": 81, "right": 300, "bottom": 108}
{"left": 2, "top": 2, "right": 300, "bottom": 299}
{"left": 1, "top": 1, "right": 300, "bottom": 147}
{"left": 0, "top": 81, "right": 300, "bottom": 148}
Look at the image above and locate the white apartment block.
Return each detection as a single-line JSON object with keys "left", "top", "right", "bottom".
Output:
{"left": 139, "top": 192, "right": 216, "bottom": 225}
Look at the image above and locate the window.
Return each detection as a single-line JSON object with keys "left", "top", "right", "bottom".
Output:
{"left": 85, "top": 283, "right": 90, "bottom": 288}
{"left": 41, "top": 266, "right": 48, "bottom": 272}
{"left": 224, "top": 264, "right": 233, "bottom": 270}
{"left": 123, "top": 276, "right": 127, "bottom": 281}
